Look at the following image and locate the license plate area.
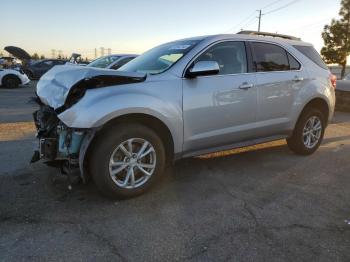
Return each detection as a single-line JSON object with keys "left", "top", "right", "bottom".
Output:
{"left": 39, "top": 138, "right": 57, "bottom": 160}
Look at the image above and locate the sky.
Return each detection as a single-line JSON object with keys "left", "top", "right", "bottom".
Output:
{"left": 0, "top": 0, "right": 341, "bottom": 59}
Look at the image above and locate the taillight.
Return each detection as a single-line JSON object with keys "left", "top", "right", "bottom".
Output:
{"left": 330, "top": 74, "right": 337, "bottom": 89}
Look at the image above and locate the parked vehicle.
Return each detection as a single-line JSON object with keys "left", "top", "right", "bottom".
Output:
{"left": 4, "top": 46, "right": 31, "bottom": 62}
{"left": 87, "top": 54, "right": 137, "bottom": 69}
{"left": 4, "top": 46, "right": 68, "bottom": 79}
{"left": 0, "top": 68, "right": 30, "bottom": 88}
{"left": 0, "top": 56, "right": 21, "bottom": 68}
{"left": 337, "top": 73, "right": 350, "bottom": 91}
{"left": 24, "top": 59, "right": 67, "bottom": 79}
{"left": 65, "top": 53, "right": 89, "bottom": 66}
{"left": 32, "top": 31, "right": 336, "bottom": 199}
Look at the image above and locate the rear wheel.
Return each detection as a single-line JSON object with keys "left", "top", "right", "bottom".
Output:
{"left": 287, "top": 108, "right": 326, "bottom": 155}
{"left": 2, "top": 76, "right": 20, "bottom": 89}
{"left": 90, "top": 123, "right": 166, "bottom": 199}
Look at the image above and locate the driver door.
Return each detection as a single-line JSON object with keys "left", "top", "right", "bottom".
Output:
{"left": 182, "top": 41, "right": 257, "bottom": 154}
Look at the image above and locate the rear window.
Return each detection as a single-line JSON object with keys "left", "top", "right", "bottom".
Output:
{"left": 293, "top": 45, "right": 328, "bottom": 70}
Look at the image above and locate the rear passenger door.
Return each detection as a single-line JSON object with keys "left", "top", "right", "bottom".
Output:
{"left": 250, "top": 42, "right": 307, "bottom": 137}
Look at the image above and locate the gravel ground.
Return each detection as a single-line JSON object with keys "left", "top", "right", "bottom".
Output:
{"left": 0, "top": 82, "right": 350, "bottom": 261}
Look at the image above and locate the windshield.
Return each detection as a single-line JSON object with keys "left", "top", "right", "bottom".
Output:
{"left": 345, "top": 73, "right": 350, "bottom": 80}
{"left": 119, "top": 40, "right": 201, "bottom": 74}
{"left": 87, "top": 56, "right": 120, "bottom": 68}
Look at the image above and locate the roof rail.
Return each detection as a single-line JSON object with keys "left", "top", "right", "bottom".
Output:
{"left": 237, "top": 30, "right": 301, "bottom": 41}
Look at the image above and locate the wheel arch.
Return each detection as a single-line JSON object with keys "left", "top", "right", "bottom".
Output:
{"left": 293, "top": 97, "right": 330, "bottom": 132}
{"left": 80, "top": 113, "right": 176, "bottom": 182}
{"left": 1, "top": 73, "right": 21, "bottom": 86}
{"left": 301, "top": 98, "right": 329, "bottom": 121}
{"left": 101, "top": 113, "right": 175, "bottom": 163}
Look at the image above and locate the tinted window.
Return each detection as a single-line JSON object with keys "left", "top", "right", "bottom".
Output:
{"left": 53, "top": 60, "right": 65, "bottom": 65}
{"left": 252, "top": 42, "right": 289, "bottom": 72}
{"left": 288, "top": 53, "right": 301, "bottom": 70}
{"left": 88, "top": 56, "right": 120, "bottom": 68}
{"left": 293, "top": 45, "right": 328, "bottom": 70}
{"left": 196, "top": 41, "right": 247, "bottom": 75}
{"left": 43, "top": 60, "right": 53, "bottom": 66}
{"left": 111, "top": 57, "right": 135, "bottom": 70}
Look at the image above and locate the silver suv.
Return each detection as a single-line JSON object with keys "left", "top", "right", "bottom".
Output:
{"left": 33, "top": 31, "right": 336, "bottom": 198}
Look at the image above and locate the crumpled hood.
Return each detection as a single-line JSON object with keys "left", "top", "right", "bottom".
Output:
{"left": 36, "top": 65, "right": 146, "bottom": 110}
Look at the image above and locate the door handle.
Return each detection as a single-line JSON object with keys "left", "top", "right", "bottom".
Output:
{"left": 239, "top": 83, "right": 253, "bottom": 90}
{"left": 292, "top": 76, "right": 304, "bottom": 82}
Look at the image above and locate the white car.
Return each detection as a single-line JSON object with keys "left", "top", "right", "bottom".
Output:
{"left": 0, "top": 68, "right": 30, "bottom": 88}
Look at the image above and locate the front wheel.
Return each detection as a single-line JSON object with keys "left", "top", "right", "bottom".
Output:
{"left": 287, "top": 108, "right": 326, "bottom": 155}
{"left": 90, "top": 123, "right": 166, "bottom": 199}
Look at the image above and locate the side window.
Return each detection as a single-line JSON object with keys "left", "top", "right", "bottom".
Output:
{"left": 287, "top": 53, "right": 301, "bottom": 70}
{"left": 55, "top": 60, "right": 65, "bottom": 65}
{"left": 293, "top": 45, "right": 328, "bottom": 70}
{"left": 111, "top": 57, "right": 135, "bottom": 70}
{"left": 252, "top": 42, "right": 289, "bottom": 72}
{"left": 196, "top": 41, "right": 247, "bottom": 75}
{"left": 43, "top": 60, "right": 53, "bottom": 66}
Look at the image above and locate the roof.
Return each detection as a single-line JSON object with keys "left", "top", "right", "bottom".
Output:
{"left": 237, "top": 30, "right": 301, "bottom": 41}
{"left": 177, "top": 32, "right": 312, "bottom": 47}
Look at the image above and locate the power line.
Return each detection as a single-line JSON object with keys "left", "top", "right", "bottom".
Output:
{"left": 223, "top": 11, "right": 256, "bottom": 33}
{"left": 285, "top": 18, "right": 333, "bottom": 33}
{"left": 256, "top": 0, "right": 300, "bottom": 31}
{"left": 241, "top": 16, "right": 258, "bottom": 30}
{"left": 263, "top": 0, "right": 300, "bottom": 15}
{"left": 224, "top": 0, "right": 299, "bottom": 33}
{"left": 260, "top": 0, "right": 285, "bottom": 10}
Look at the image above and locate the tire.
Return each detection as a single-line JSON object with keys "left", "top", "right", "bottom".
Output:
{"left": 90, "top": 123, "right": 166, "bottom": 199}
{"left": 2, "top": 76, "right": 20, "bottom": 89}
{"left": 26, "top": 71, "right": 34, "bottom": 80}
{"left": 287, "top": 107, "right": 326, "bottom": 155}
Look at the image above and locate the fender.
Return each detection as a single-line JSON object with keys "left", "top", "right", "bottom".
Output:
{"left": 58, "top": 80, "right": 183, "bottom": 155}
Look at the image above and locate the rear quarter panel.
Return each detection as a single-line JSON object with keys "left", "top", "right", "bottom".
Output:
{"left": 287, "top": 58, "right": 335, "bottom": 130}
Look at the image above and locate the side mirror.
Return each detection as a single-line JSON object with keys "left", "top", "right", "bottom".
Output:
{"left": 186, "top": 61, "right": 220, "bottom": 78}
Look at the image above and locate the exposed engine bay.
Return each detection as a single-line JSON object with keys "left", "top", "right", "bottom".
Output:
{"left": 31, "top": 101, "right": 88, "bottom": 183}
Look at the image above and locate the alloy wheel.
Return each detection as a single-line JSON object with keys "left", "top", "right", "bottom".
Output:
{"left": 108, "top": 138, "right": 156, "bottom": 189}
{"left": 302, "top": 116, "right": 322, "bottom": 149}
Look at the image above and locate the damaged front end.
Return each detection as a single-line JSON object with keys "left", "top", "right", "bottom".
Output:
{"left": 31, "top": 102, "right": 91, "bottom": 182}
{"left": 31, "top": 65, "right": 147, "bottom": 184}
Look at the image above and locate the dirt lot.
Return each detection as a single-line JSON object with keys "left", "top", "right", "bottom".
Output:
{"left": 1, "top": 82, "right": 350, "bottom": 261}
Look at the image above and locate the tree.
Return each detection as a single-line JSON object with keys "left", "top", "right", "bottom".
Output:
{"left": 31, "top": 53, "right": 40, "bottom": 60}
{"left": 321, "top": 0, "right": 350, "bottom": 78}
{"left": 40, "top": 55, "right": 46, "bottom": 59}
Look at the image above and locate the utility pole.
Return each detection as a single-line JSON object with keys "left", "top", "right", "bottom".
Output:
{"left": 51, "top": 49, "right": 56, "bottom": 58}
{"left": 257, "top": 9, "right": 262, "bottom": 32}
